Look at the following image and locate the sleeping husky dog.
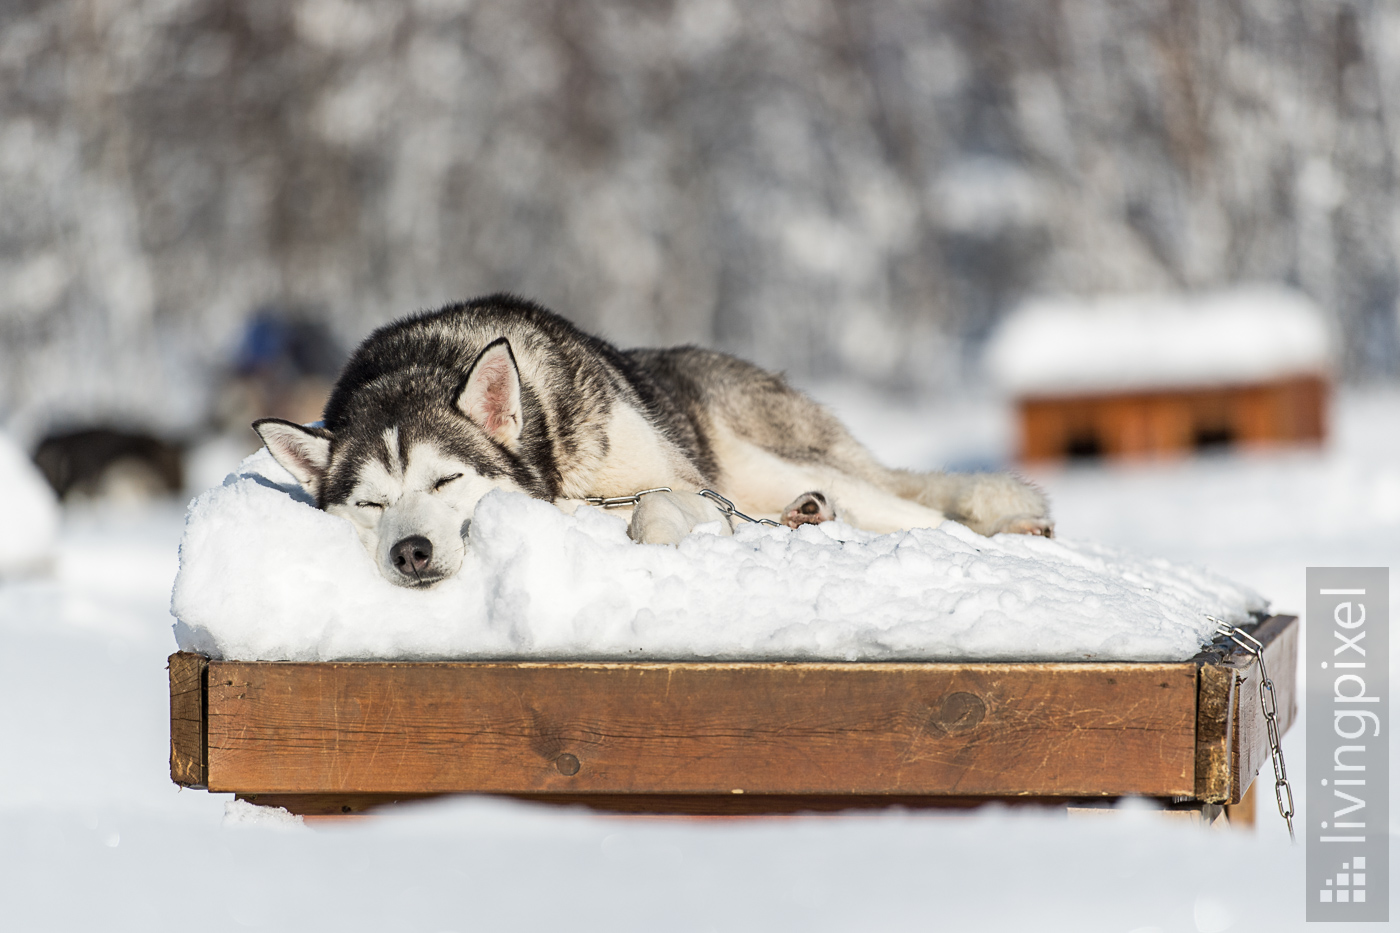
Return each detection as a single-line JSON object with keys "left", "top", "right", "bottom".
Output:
{"left": 255, "top": 295, "right": 1052, "bottom": 587}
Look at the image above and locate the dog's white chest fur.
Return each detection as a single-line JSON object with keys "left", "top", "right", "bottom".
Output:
{"left": 562, "top": 403, "right": 705, "bottom": 499}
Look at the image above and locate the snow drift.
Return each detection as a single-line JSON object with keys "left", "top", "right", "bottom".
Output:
{"left": 171, "top": 450, "right": 1266, "bottom": 663}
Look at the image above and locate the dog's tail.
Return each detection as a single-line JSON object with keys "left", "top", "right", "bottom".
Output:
{"left": 886, "top": 468, "right": 1051, "bottom": 537}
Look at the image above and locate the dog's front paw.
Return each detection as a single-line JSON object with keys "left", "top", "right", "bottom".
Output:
{"left": 628, "top": 490, "right": 734, "bottom": 545}
{"left": 988, "top": 514, "right": 1054, "bottom": 537}
{"left": 781, "top": 491, "right": 836, "bottom": 529}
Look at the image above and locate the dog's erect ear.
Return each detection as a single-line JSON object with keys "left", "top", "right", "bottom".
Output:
{"left": 457, "top": 337, "right": 522, "bottom": 447}
{"left": 253, "top": 418, "right": 333, "bottom": 495}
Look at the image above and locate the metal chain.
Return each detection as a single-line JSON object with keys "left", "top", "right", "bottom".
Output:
{"left": 697, "top": 489, "right": 783, "bottom": 527}
{"left": 583, "top": 486, "right": 782, "bottom": 528}
{"left": 1210, "top": 617, "right": 1296, "bottom": 842}
{"left": 582, "top": 487, "right": 673, "bottom": 509}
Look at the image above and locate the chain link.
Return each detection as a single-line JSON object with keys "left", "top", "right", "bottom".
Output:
{"left": 582, "top": 487, "right": 673, "bottom": 509}
{"left": 1209, "top": 617, "right": 1296, "bottom": 842}
{"left": 583, "top": 486, "right": 784, "bottom": 528}
{"left": 697, "top": 489, "right": 783, "bottom": 527}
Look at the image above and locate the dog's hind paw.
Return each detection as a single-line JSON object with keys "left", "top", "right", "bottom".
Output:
{"left": 989, "top": 514, "right": 1055, "bottom": 538}
{"left": 781, "top": 491, "right": 836, "bottom": 528}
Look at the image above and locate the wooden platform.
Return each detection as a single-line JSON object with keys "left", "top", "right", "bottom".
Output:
{"left": 169, "top": 615, "right": 1297, "bottom": 818}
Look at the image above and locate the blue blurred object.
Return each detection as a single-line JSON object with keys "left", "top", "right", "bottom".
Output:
{"left": 233, "top": 307, "right": 343, "bottom": 381}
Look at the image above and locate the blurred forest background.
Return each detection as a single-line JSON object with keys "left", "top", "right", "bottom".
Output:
{"left": 2, "top": 0, "right": 1398, "bottom": 445}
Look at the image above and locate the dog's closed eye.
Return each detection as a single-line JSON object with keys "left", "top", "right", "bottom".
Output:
{"left": 355, "top": 500, "right": 386, "bottom": 510}
{"left": 433, "top": 473, "right": 464, "bottom": 490}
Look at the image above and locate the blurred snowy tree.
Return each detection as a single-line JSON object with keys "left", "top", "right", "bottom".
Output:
{"left": 0, "top": 0, "right": 1397, "bottom": 437}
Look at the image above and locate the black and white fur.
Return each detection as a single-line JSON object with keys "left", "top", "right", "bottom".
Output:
{"left": 255, "top": 295, "right": 1052, "bottom": 587}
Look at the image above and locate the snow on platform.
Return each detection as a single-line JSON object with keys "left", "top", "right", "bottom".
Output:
{"left": 171, "top": 450, "right": 1265, "bottom": 663}
{"left": 985, "top": 285, "right": 1333, "bottom": 396}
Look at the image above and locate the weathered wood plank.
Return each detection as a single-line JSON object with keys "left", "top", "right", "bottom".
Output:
{"left": 179, "top": 616, "right": 1300, "bottom": 811}
{"left": 205, "top": 660, "right": 1200, "bottom": 797}
{"left": 1193, "top": 614, "right": 1298, "bottom": 803}
{"left": 168, "top": 651, "right": 208, "bottom": 787}
{"left": 1230, "top": 613, "right": 1298, "bottom": 804}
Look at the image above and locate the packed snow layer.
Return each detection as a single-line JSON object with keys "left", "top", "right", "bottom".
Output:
{"left": 984, "top": 285, "right": 1333, "bottom": 395}
{"left": 171, "top": 451, "right": 1265, "bottom": 663}
{"left": 0, "top": 431, "right": 59, "bottom": 578}
{"left": 223, "top": 799, "right": 305, "bottom": 830}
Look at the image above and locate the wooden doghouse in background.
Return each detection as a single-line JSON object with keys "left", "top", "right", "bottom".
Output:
{"left": 985, "top": 287, "right": 1332, "bottom": 463}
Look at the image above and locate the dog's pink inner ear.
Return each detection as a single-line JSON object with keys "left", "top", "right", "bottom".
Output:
{"left": 458, "top": 340, "right": 522, "bottom": 446}
{"left": 253, "top": 419, "right": 332, "bottom": 494}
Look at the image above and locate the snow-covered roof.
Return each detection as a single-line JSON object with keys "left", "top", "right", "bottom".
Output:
{"left": 984, "top": 286, "right": 1333, "bottom": 396}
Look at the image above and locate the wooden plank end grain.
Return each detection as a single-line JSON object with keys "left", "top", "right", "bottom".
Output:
{"left": 1194, "top": 656, "right": 1235, "bottom": 802}
{"left": 169, "top": 651, "right": 208, "bottom": 788}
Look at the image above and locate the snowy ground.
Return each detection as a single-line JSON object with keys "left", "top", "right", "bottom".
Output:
{"left": 2, "top": 388, "right": 1397, "bottom": 931}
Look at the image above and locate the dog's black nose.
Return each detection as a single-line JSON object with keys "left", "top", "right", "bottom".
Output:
{"left": 390, "top": 536, "right": 433, "bottom": 577}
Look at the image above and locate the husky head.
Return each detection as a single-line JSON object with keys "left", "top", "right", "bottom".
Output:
{"left": 254, "top": 338, "right": 543, "bottom": 587}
